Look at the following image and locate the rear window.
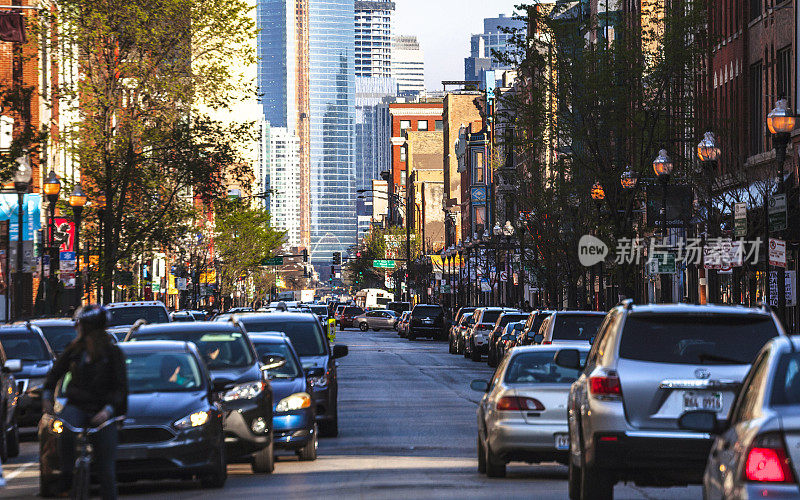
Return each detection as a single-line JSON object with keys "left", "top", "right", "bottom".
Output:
{"left": 413, "top": 306, "right": 443, "bottom": 316}
{"left": 527, "top": 313, "right": 552, "bottom": 337}
{"left": 551, "top": 314, "right": 604, "bottom": 341}
{"left": 505, "top": 350, "right": 588, "bottom": 384}
{"left": 343, "top": 307, "right": 363, "bottom": 315}
{"left": 479, "top": 310, "right": 502, "bottom": 324}
{"left": 241, "top": 320, "right": 326, "bottom": 357}
{"left": 619, "top": 314, "right": 779, "bottom": 365}
{"left": 108, "top": 306, "right": 169, "bottom": 327}
{"left": 498, "top": 314, "right": 528, "bottom": 327}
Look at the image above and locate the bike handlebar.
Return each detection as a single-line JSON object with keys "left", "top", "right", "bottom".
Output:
{"left": 55, "top": 415, "right": 126, "bottom": 434}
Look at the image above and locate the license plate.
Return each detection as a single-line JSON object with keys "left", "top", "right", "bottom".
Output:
{"left": 683, "top": 391, "right": 723, "bottom": 412}
{"left": 423, "top": 319, "right": 432, "bottom": 324}
{"left": 555, "top": 434, "right": 569, "bottom": 450}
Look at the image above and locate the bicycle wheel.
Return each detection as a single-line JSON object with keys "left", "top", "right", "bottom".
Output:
{"left": 71, "top": 458, "right": 91, "bottom": 500}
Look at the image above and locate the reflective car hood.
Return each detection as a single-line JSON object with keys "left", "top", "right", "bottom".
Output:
{"left": 209, "top": 364, "right": 261, "bottom": 386}
{"left": 18, "top": 360, "right": 52, "bottom": 378}
{"left": 299, "top": 355, "right": 328, "bottom": 371}
{"left": 125, "top": 391, "right": 209, "bottom": 426}
{"left": 269, "top": 377, "right": 306, "bottom": 403}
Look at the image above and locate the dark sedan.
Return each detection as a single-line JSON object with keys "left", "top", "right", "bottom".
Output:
{"left": 487, "top": 312, "right": 528, "bottom": 367}
{"left": 125, "top": 322, "right": 276, "bottom": 473}
{"left": 0, "top": 324, "right": 55, "bottom": 428}
{"left": 26, "top": 319, "right": 76, "bottom": 355}
{"left": 249, "top": 333, "right": 317, "bottom": 460}
{"left": 39, "top": 341, "right": 226, "bottom": 496}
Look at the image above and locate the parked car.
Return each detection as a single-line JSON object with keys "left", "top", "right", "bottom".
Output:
{"left": 397, "top": 311, "right": 411, "bottom": 337}
{"left": 0, "top": 336, "right": 22, "bottom": 460}
{"left": 171, "top": 310, "right": 207, "bottom": 322}
{"left": 558, "top": 301, "right": 786, "bottom": 499}
{"left": 495, "top": 322, "right": 525, "bottom": 363}
{"left": 471, "top": 345, "right": 590, "bottom": 477}
{"left": 449, "top": 312, "right": 474, "bottom": 354}
{"left": 306, "top": 304, "right": 330, "bottom": 326}
{"left": 680, "top": 335, "right": 800, "bottom": 500}
{"left": 386, "top": 301, "right": 411, "bottom": 316}
{"left": 0, "top": 324, "right": 55, "bottom": 429}
{"left": 249, "top": 333, "right": 317, "bottom": 460}
{"left": 456, "top": 313, "right": 477, "bottom": 355}
{"left": 229, "top": 313, "right": 348, "bottom": 437}
{"left": 454, "top": 306, "right": 477, "bottom": 326}
{"left": 355, "top": 310, "right": 397, "bottom": 331}
{"left": 517, "top": 310, "right": 554, "bottom": 346}
{"left": 25, "top": 319, "right": 76, "bottom": 355}
{"left": 106, "top": 301, "right": 171, "bottom": 340}
{"left": 532, "top": 310, "right": 605, "bottom": 346}
{"left": 333, "top": 304, "right": 347, "bottom": 325}
{"left": 407, "top": 304, "right": 446, "bottom": 340}
{"left": 488, "top": 312, "right": 529, "bottom": 367}
{"left": 465, "top": 308, "right": 518, "bottom": 361}
{"left": 125, "top": 322, "right": 276, "bottom": 473}
{"left": 338, "top": 306, "right": 365, "bottom": 330}
{"left": 39, "top": 340, "right": 226, "bottom": 495}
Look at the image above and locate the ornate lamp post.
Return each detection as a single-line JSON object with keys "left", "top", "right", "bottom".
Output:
{"left": 492, "top": 224, "right": 502, "bottom": 305}
{"left": 697, "top": 131, "right": 721, "bottom": 304}
{"left": 69, "top": 185, "right": 87, "bottom": 310}
{"left": 590, "top": 182, "right": 606, "bottom": 310}
{"left": 653, "top": 149, "right": 674, "bottom": 303}
{"left": 43, "top": 171, "right": 61, "bottom": 312}
{"left": 12, "top": 155, "right": 31, "bottom": 320}
{"left": 766, "top": 99, "right": 796, "bottom": 322}
{"left": 502, "top": 220, "right": 514, "bottom": 307}
{"left": 620, "top": 167, "right": 639, "bottom": 302}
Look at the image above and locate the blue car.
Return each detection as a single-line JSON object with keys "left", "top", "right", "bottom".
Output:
{"left": 249, "top": 332, "right": 317, "bottom": 460}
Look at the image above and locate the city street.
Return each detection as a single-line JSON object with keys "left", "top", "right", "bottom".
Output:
{"left": 1, "top": 328, "right": 701, "bottom": 499}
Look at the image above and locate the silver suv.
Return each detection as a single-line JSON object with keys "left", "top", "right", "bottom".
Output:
{"left": 465, "top": 307, "right": 518, "bottom": 362}
{"left": 557, "top": 301, "right": 786, "bottom": 499}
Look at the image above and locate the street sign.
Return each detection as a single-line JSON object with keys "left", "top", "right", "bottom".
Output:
{"left": 373, "top": 259, "right": 396, "bottom": 269}
{"left": 175, "top": 277, "right": 188, "bottom": 291}
{"left": 769, "top": 238, "right": 787, "bottom": 267}
{"left": 769, "top": 194, "right": 787, "bottom": 232}
{"left": 703, "top": 239, "right": 743, "bottom": 269}
{"left": 770, "top": 270, "right": 797, "bottom": 306}
{"left": 648, "top": 252, "right": 676, "bottom": 274}
{"left": 500, "top": 271, "right": 508, "bottom": 282}
{"left": 261, "top": 256, "right": 284, "bottom": 266}
{"left": 59, "top": 251, "right": 76, "bottom": 272}
{"left": 734, "top": 202, "right": 747, "bottom": 238}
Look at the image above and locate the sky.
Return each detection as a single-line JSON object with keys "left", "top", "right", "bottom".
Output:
{"left": 393, "top": 0, "right": 525, "bottom": 90}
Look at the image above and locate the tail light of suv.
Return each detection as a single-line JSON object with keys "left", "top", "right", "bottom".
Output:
{"left": 496, "top": 396, "right": 545, "bottom": 411}
{"left": 589, "top": 372, "right": 622, "bottom": 400}
{"left": 745, "top": 433, "right": 795, "bottom": 483}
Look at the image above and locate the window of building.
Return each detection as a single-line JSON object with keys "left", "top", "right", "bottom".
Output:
{"left": 749, "top": 0, "right": 761, "bottom": 21}
{"left": 417, "top": 120, "right": 428, "bottom": 131}
{"left": 435, "top": 120, "right": 443, "bottom": 131}
{"left": 473, "top": 206, "right": 486, "bottom": 236}
{"left": 749, "top": 61, "right": 763, "bottom": 155}
{"left": 777, "top": 45, "right": 791, "bottom": 103}
{"left": 400, "top": 147, "right": 407, "bottom": 162}
{"left": 472, "top": 150, "right": 485, "bottom": 183}
{"left": 400, "top": 120, "right": 411, "bottom": 130}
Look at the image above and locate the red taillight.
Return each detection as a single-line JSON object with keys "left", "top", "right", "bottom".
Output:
{"left": 744, "top": 434, "right": 795, "bottom": 483}
{"left": 496, "top": 396, "right": 545, "bottom": 411}
{"left": 542, "top": 340, "right": 552, "bottom": 345}
{"left": 589, "top": 376, "right": 621, "bottom": 397}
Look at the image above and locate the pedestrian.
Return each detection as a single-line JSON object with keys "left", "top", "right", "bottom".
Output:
{"left": 523, "top": 300, "right": 532, "bottom": 312}
{"left": 42, "top": 304, "right": 128, "bottom": 500}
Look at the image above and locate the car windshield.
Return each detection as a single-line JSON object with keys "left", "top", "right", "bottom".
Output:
{"left": 413, "top": 306, "right": 442, "bottom": 316}
{"left": 309, "top": 306, "right": 327, "bottom": 315}
{"left": 619, "top": 314, "right": 779, "bottom": 365}
{"left": 498, "top": 314, "right": 527, "bottom": 327}
{"left": 241, "top": 320, "right": 326, "bottom": 357}
{"left": 551, "top": 314, "right": 605, "bottom": 341}
{"left": 0, "top": 332, "right": 51, "bottom": 361}
{"left": 130, "top": 330, "right": 254, "bottom": 369}
{"left": 252, "top": 341, "right": 302, "bottom": 378}
{"left": 36, "top": 325, "right": 76, "bottom": 353}
{"left": 125, "top": 352, "right": 203, "bottom": 393}
{"left": 527, "top": 313, "right": 552, "bottom": 336}
{"left": 505, "top": 350, "right": 588, "bottom": 384}
{"left": 108, "top": 306, "right": 169, "bottom": 327}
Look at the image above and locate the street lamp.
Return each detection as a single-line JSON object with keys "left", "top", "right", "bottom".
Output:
{"left": 69, "top": 185, "right": 87, "bottom": 310}
{"left": 590, "top": 182, "right": 606, "bottom": 310}
{"left": 12, "top": 155, "right": 31, "bottom": 320}
{"left": 653, "top": 149, "right": 673, "bottom": 303}
{"left": 697, "top": 131, "right": 720, "bottom": 305}
{"left": 620, "top": 166, "right": 637, "bottom": 189}
{"left": 43, "top": 171, "right": 61, "bottom": 310}
{"left": 766, "top": 99, "right": 796, "bottom": 323}
{"left": 590, "top": 182, "right": 605, "bottom": 201}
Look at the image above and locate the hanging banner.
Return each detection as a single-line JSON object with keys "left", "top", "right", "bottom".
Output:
{"left": 53, "top": 218, "right": 75, "bottom": 252}
{"left": 0, "top": 193, "right": 41, "bottom": 241}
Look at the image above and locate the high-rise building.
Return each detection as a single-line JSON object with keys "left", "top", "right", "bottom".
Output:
{"left": 260, "top": 121, "right": 301, "bottom": 247}
{"left": 464, "top": 14, "right": 525, "bottom": 84}
{"left": 257, "top": 0, "right": 356, "bottom": 264}
{"left": 355, "top": 1, "right": 394, "bottom": 78}
{"left": 391, "top": 35, "right": 425, "bottom": 95}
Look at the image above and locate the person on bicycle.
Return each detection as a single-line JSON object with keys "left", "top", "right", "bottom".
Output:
{"left": 42, "top": 304, "right": 128, "bottom": 500}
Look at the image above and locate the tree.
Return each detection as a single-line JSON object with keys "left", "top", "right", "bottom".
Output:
{"left": 213, "top": 198, "right": 285, "bottom": 306}
{"left": 53, "top": 0, "right": 257, "bottom": 301}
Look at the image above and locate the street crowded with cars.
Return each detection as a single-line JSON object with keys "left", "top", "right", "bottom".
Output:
{"left": 0, "top": 298, "right": 797, "bottom": 499}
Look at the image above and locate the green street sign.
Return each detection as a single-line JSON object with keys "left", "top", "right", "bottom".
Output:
{"left": 648, "top": 253, "right": 676, "bottom": 274}
{"left": 261, "top": 256, "right": 284, "bottom": 266}
{"left": 769, "top": 194, "right": 787, "bottom": 232}
{"left": 373, "top": 259, "right": 396, "bottom": 269}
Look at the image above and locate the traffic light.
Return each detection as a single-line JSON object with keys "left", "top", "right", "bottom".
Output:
{"left": 332, "top": 252, "right": 341, "bottom": 265}
{"left": 356, "top": 251, "right": 362, "bottom": 259}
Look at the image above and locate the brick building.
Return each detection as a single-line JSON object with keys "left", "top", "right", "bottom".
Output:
{"left": 405, "top": 130, "right": 445, "bottom": 253}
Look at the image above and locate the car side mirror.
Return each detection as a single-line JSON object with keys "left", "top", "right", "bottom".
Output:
{"left": 333, "top": 344, "right": 348, "bottom": 359}
{"left": 2, "top": 359, "right": 22, "bottom": 373}
{"left": 533, "top": 333, "right": 544, "bottom": 344}
{"left": 554, "top": 349, "right": 582, "bottom": 370}
{"left": 470, "top": 379, "right": 490, "bottom": 392}
{"left": 260, "top": 354, "right": 286, "bottom": 371}
{"left": 678, "top": 410, "right": 720, "bottom": 434}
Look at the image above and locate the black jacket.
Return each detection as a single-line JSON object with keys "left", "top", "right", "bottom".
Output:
{"left": 44, "top": 342, "right": 128, "bottom": 416}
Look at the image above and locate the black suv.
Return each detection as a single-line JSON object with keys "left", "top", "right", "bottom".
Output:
{"left": 0, "top": 338, "right": 22, "bottom": 460}
{"left": 0, "top": 324, "right": 55, "bottom": 429}
{"left": 106, "top": 301, "right": 171, "bottom": 340}
{"left": 408, "top": 304, "right": 446, "bottom": 340}
{"left": 125, "top": 322, "right": 276, "bottom": 473}
{"left": 231, "top": 313, "right": 348, "bottom": 437}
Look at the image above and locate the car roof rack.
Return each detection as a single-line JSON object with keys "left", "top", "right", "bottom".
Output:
{"left": 127, "top": 318, "right": 148, "bottom": 337}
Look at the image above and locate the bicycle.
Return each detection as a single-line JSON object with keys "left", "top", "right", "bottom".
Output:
{"left": 58, "top": 415, "right": 125, "bottom": 500}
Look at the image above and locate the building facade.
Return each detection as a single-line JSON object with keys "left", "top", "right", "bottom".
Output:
{"left": 391, "top": 35, "right": 425, "bottom": 96}
{"left": 464, "top": 14, "right": 525, "bottom": 84}
{"left": 261, "top": 122, "right": 301, "bottom": 247}
{"left": 355, "top": 1, "right": 394, "bottom": 78}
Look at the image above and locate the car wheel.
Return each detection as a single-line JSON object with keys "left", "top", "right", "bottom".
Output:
{"left": 568, "top": 452, "right": 581, "bottom": 500}
{"left": 471, "top": 342, "right": 481, "bottom": 362}
{"left": 463, "top": 341, "right": 470, "bottom": 358}
{"left": 6, "top": 420, "right": 19, "bottom": 458}
{"left": 200, "top": 446, "right": 227, "bottom": 488}
{"left": 359, "top": 322, "right": 368, "bottom": 331}
{"left": 580, "top": 452, "right": 613, "bottom": 500}
{"left": 485, "top": 441, "right": 506, "bottom": 478}
{"left": 251, "top": 440, "right": 275, "bottom": 474}
{"left": 477, "top": 434, "right": 487, "bottom": 474}
{"left": 319, "top": 416, "right": 339, "bottom": 437}
{"left": 297, "top": 424, "right": 318, "bottom": 461}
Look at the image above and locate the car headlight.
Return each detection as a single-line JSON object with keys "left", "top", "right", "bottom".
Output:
{"left": 174, "top": 411, "right": 209, "bottom": 429}
{"left": 222, "top": 381, "right": 265, "bottom": 402}
{"left": 51, "top": 418, "right": 64, "bottom": 434}
{"left": 275, "top": 392, "right": 311, "bottom": 412}
{"left": 307, "top": 370, "right": 329, "bottom": 390}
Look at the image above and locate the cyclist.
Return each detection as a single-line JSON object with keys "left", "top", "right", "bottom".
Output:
{"left": 42, "top": 304, "right": 128, "bottom": 500}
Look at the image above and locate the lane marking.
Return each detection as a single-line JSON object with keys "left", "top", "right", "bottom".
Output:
{"left": 5, "top": 461, "right": 36, "bottom": 480}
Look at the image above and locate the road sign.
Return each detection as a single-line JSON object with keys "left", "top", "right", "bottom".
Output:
{"left": 373, "top": 259, "right": 396, "bottom": 269}
{"left": 770, "top": 270, "right": 797, "bottom": 306}
{"left": 500, "top": 271, "right": 508, "bottom": 282}
{"left": 59, "top": 251, "right": 76, "bottom": 272}
{"left": 769, "top": 194, "right": 787, "bottom": 232}
{"left": 734, "top": 202, "right": 747, "bottom": 237}
{"left": 175, "top": 277, "right": 188, "bottom": 291}
{"left": 648, "top": 252, "right": 676, "bottom": 274}
{"left": 262, "top": 256, "right": 284, "bottom": 266}
{"left": 769, "top": 238, "right": 787, "bottom": 267}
